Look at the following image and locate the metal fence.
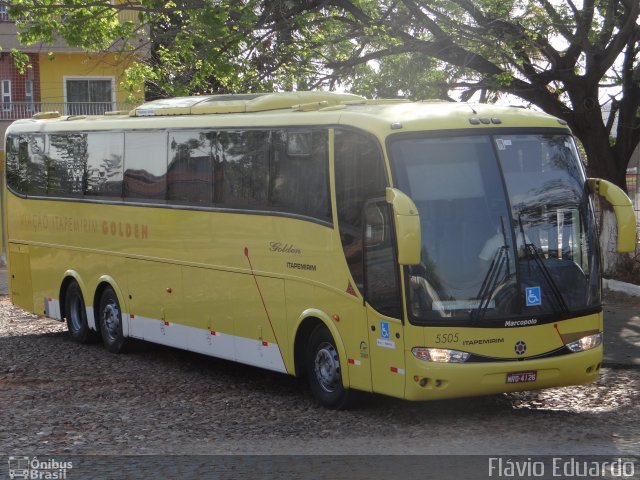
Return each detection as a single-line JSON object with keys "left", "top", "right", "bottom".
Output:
{"left": 0, "top": 101, "right": 137, "bottom": 119}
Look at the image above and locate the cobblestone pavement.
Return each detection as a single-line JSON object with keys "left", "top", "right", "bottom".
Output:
{"left": 0, "top": 293, "right": 638, "bottom": 459}
{"left": 602, "top": 289, "right": 640, "bottom": 366}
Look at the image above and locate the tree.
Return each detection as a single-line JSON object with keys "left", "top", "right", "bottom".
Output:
{"left": 260, "top": 0, "right": 640, "bottom": 189}
{"left": 5, "top": 0, "right": 266, "bottom": 97}
{"left": 6, "top": 0, "right": 639, "bottom": 189}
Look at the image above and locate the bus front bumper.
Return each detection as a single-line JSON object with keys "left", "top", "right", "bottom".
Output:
{"left": 404, "top": 346, "right": 603, "bottom": 401}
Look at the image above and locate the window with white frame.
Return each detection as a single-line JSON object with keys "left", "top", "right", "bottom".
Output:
{"left": 0, "top": 6, "right": 9, "bottom": 22}
{"left": 2, "top": 80, "right": 11, "bottom": 112}
{"left": 25, "top": 79, "right": 34, "bottom": 112}
{"left": 65, "top": 77, "right": 114, "bottom": 115}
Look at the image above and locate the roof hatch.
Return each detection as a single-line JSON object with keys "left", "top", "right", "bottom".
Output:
{"left": 131, "top": 91, "right": 365, "bottom": 117}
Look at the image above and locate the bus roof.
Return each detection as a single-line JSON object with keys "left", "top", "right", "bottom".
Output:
{"left": 6, "top": 91, "right": 568, "bottom": 138}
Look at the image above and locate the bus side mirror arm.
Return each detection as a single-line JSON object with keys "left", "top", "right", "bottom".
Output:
{"left": 587, "top": 178, "right": 638, "bottom": 253}
{"left": 385, "top": 187, "right": 421, "bottom": 265}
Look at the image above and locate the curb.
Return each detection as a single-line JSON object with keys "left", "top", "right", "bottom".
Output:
{"left": 603, "top": 278, "right": 640, "bottom": 297}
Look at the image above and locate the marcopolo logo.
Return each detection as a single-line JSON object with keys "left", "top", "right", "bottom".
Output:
{"left": 7, "top": 456, "right": 73, "bottom": 479}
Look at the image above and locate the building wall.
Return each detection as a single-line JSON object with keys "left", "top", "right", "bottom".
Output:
{"left": 0, "top": 52, "right": 41, "bottom": 154}
{"left": 0, "top": 52, "right": 41, "bottom": 103}
{"left": 38, "top": 52, "right": 142, "bottom": 105}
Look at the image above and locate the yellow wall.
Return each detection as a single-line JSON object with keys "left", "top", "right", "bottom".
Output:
{"left": 37, "top": 52, "right": 143, "bottom": 105}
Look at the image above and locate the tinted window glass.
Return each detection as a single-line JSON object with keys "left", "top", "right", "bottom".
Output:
{"left": 364, "top": 201, "right": 402, "bottom": 318}
{"left": 48, "top": 133, "right": 88, "bottom": 196}
{"left": 391, "top": 135, "right": 517, "bottom": 322}
{"left": 6, "top": 128, "right": 332, "bottom": 226}
{"left": 334, "top": 129, "right": 388, "bottom": 291}
{"left": 168, "top": 131, "right": 215, "bottom": 205}
{"left": 217, "top": 130, "right": 269, "bottom": 208}
{"left": 22, "top": 134, "right": 48, "bottom": 195}
{"left": 270, "top": 130, "right": 330, "bottom": 220}
{"left": 6, "top": 135, "right": 29, "bottom": 194}
{"left": 85, "top": 132, "right": 123, "bottom": 197}
{"left": 124, "top": 131, "right": 167, "bottom": 201}
{"left": 496, "top": 134, "right": 601, "bottom": 312}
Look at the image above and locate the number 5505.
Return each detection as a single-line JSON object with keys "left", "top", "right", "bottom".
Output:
{"left": 435, "top": 333, "right": 459, "bottom": 344}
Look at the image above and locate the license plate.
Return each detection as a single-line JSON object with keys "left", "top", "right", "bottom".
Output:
{"left": 506, "top": 370, "right": 537, "bottom": 384}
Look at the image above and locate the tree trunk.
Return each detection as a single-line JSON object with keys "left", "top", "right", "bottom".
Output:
{"left": 570, "top": 106, "right": 632, "bottom": 275}
{"left": 574, "top": 125, "right": 628, "bottom": 191}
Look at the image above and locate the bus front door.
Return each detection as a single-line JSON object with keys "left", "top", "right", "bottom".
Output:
{"left": 364, "top": 201, "right": 406, "bottom": 398}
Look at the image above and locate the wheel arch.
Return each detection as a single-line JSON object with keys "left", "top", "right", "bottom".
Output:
{"left": 292, "top": 309, "right": 350, "bottom": 387}
{"left": 59, "top": 270, "right": 86, "bottom": 324}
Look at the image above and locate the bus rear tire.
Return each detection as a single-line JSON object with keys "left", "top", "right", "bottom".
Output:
{"left": 98, "top": 287, "right": 127, "bottom": 353}
{"left": 64, "top": 281, "right": 93, "bottom": 343}
{"left": 306, "top": 324, "right": 355, "bottom": 410}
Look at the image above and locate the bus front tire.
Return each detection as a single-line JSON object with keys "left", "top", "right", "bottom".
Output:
{"left": 306, "top": 324, "right": 354, "bottom": 410}
{"left": 98, "top": 287, "right": 127, "bottom": 353}
{"left": 64, "top": 281, "right": 93, "bottom": 343}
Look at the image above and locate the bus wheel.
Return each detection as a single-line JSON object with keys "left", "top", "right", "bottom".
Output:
{"left": 65, "top": 281, "right": 92, "bottom": 343}
{"left": 306, "top": 324, "right": 354, "bottom": 409}
{"left": 98, "top": 287, "right": 127, "bottom": 353}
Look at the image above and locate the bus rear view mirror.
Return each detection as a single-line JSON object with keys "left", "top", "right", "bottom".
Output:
{"left": 385, "top": 187, "right": 421, "bottom": 265}
{"left": 587, "top": 178, "right": 637, "bottom": 253}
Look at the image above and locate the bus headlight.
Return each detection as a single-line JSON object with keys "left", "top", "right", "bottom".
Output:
{"left": 566, "top": 333, "right": 603, "bottom": 352}
{"left": 412, "top": 348, "right": 470, "bottom": 363}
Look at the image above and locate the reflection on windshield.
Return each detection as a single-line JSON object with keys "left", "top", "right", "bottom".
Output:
{"left": 390, "top": 133, "right": 600, "bottom": 324}
{"left": 498, "top": 134, "right": 600, "bottom": 315}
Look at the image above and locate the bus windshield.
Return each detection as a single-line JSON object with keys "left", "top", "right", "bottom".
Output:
{"left": 389, "top": 132, "right": 601, "bottom": 325}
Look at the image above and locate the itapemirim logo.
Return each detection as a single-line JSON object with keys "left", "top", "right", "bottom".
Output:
{"left": 7, "top": 456, "right": 73, "bottom": 479}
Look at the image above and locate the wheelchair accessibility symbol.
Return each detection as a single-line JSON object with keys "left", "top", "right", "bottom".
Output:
{"left": 526, "top": 287, "right": 542, "bottom": 307}
{"left": 380, "top": 321, "right": 390, "bottom": 340}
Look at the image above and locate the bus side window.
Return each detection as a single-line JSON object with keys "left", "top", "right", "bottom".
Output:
{"left": 85, "top": 132, "right": 124, "bottom": 198}
{"left": 270, "top": 129, "right": 331, "bottom": 221}
{"left": 23, "top": 134, "right": 48, "bottom": 195}
{"left": 334, "top": 129, "right": 388, "bottom": 292}
{"left": 5, "top": 135, "right": 29, "bottom": 194}
{"left": 48, "top": 133, "right": 88, "bottom": 197}
{"left": 168, "top": 131, "right": 215, "bottom": 205}
{"left": 217, "top": 130, "right": 270, "bottom": 208}
{"left": 124, "top": 131, "right": 168, "bottom": 202}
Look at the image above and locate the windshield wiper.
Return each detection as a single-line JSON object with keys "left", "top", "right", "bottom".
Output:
{"left": 523, "top": 242, "right": 570, "bottom": 316}
{"left": 518, "top": 217, "right": 570, "bottom": 316}
{"left": 472, "top": 217, "right": 510, "bottom": 323}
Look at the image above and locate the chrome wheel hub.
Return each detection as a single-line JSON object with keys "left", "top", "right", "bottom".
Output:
{"left": 314, "top": 342, "right": 341, "bottom": 393}
{"left": 103, "top": 302, "right": 120, "bottom": 339}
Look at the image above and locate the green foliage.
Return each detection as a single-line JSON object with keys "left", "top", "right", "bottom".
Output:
{"left": 9, "top": 49, "right": 31, "bottom": 74}
{"left": 11, "top": 0, "right": 138, "bottom": 52}
{"left": 348, "top": 54, "right": 455, "bottom": 100}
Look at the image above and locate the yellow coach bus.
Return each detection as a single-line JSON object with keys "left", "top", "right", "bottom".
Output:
{"left": 3, "top": 91, "right": 636, "bottom": 408}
